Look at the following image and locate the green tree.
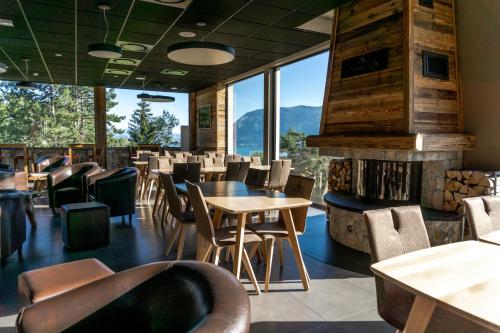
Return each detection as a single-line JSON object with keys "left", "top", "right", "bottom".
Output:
{"left": 154, "top": 109, "right": 179, "bottom": 147}
{"left": 127, "top": 100, "right": 157, "bottom": 144}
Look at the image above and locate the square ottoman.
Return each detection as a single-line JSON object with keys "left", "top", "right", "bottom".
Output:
{"left": 61, "top": 202, "right": 110, "bottom": 250}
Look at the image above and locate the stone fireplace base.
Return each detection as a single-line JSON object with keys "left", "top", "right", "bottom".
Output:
{"left": 325, "top": 192, "right": 463, "bottom": 254}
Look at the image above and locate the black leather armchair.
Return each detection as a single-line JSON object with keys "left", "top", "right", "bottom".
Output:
{"left": 34, "top": 156, "right": 70, "bottom": 173}
{"left": 47, "top": 162, "right": 100, "bottom": 213}
{"left": 86, "top": 167, "right": 137, "bottom": 224}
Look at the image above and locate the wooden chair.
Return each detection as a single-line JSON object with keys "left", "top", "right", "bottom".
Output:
{"left": 214, "top": 158, "right": 224, "bottom": 167}
{"left": 250, "top": 156, "right": 261, "bottom": 166}
{"left": 225, "top": 162, "right": 250, "bottom": 182}
{"left": 363, "top": 206, "right": 485, "bottom": 332}
{"left": 241, "top": 156, "right": 251, "bottom": 162}
{"left": 164, "top": 175, "right": 196, "bottom": 260}
{"left": 224, "top": 154, "right": 241, "bottom": 166}
{"left": 185, "top": 181, "right": 261, "bottom": 294}
{"left": 247, "top": 175, "right": 315, "bottom": 292}
{"left": 268, "top": 159, "right": 292, "bottom": 190}
{"left": 463, "top": 196, "right": 500, "bottom": 244}
{"left": 172, "top": 163, "right": 201, "bottom": 184}
{"left": 245, "top": 168, "right": 268, "bottom": 189}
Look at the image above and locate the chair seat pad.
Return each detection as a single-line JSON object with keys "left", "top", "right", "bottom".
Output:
{"left": 215, "top": 226, "right": 261, "bottom": 246}
{"left": 180, "top": 210, "right": 196, "bottom": 223}
{"left": 247, "top": 221, "right": 299, "bottom": 238}
{"left": 18, "top": 258, "right": 114, "bottom": 306}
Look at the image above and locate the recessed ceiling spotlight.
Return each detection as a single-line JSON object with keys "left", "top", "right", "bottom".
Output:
{"left": 113, "top": 75, "right": 119, "bottom": 78}
{"left": 32, "top": 72, "right": 39, "bottom": 77}
{"left": 54, "top": 53, "right": 63, "bottom": 57}
{"left": 0, "top": 19, "right": 14, "bottom": 27}
{"left": 154, "top": 0, "right": 186, "bottom": 3}
{"left": 179, "top": 31, "right": 196, "bottom": 38}
{"left": 109, "top": 58, "right": 141, "bottom": 66}
{"left": 0, "top": 62, "right": 8, "bottom": 74}
{"left": 195, "top": 20, "right": 207, "bottom": 27}
{"left": 135, "top": 76, "right": 147, "bottom": 80}
{"left": 171, "top": 87, "right": 178, "bottom": 90}
{"left": 117, "top": 41, "right": 153, "bottom": 53}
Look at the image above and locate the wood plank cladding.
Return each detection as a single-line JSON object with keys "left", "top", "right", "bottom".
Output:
{"left": 317, "top": 0, "right": 463, "bottom": 140}
{"left": 190, "top": 84, "right": 226, "bottom": 152}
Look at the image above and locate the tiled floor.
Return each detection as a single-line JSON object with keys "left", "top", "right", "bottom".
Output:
{"left": 0, "top": 196, "right": 393, "bottom": 333}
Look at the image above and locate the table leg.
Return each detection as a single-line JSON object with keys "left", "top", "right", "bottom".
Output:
{"left": 233, "top": 212, "right": 247, "bottom": 279}
{"left": 403, "top": 295, "right": 436, "bottom": 333}
{"left": 281, "top": 208, "right": 310, "bottom": 290}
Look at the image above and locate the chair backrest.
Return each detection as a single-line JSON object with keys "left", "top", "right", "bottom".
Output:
{"left": 241, "top": 156, "right": 251, "bottom": 162}
{"left": 174, "top": 152, "right": 184, "bottom": 159}
{"left": 203, "top": 158, "right": 214, "bottom": 168}
{"left": 161, "top": 173, "right": 183, "bottom": 221}
{"left": 187, "top": 156, "right": 198, "bottom": 163}
{"left": 186, "top": 181, "right": 216, "bottom": 245}
{"left": 139, "top": 153, "right": 153, "bottom": 161}
{"left": 363, "top": 206, "right": 430, "bottom": 330}
{"left": 205, "top": 151, "right": 216, "bottom": 158}
{"left": 280, "top": 175, "right": 315, "bottom": 233}
{"left": 215, "top": 152, "right": 225, "bottom": 159}
{"left": 463, "top": 196, "right": 500, "bottom": 240}
{"left": 158, "top": 157, "right": 170, "bottom": 170}
{"left": 225, "top": 162, "right": 250, "bottom": 182}
{"left": 224, "top": 154, "right": 241, "bottom": 166}
{"left": 213, "top": 158, "right": 224, "bottom": 167}
{"left": 245, "top": 168, "right": 268, "bottom": 189}
{"left": 268, "top": 159, "right": 292, "bottom": 190}
{"left": 250, "top": 156, "right": 261, "bottom": 166}
{"left": 172, "top": 163, "right": 201, "bottom": 183}
{"left": 164, "top": 150, "right": 171, "bottom": 158}
{"left": 169, "top": 158, "right": 182, "bottom": 166}
{"left": 148, "top": 156, "right": 159, "bottom": 173}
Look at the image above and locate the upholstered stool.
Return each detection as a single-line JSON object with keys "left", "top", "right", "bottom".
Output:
{"left": 18, "top": 258, "right": 114, "bottom": 306}
{"left": 61, "top": 202, "right": 110, "bottom": 250}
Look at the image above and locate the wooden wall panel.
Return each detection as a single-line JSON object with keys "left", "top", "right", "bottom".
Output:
{"left": 324, "top": 0, "right": 407, "bottom": 135}
{"left": 317, "top": 0, "right": 462, "bottom": 139}
{"left": 191, "top": 85, "right": 226, "bottom": 152}
{"left": 411, "top": 0, "right": 461, "bottom": 133}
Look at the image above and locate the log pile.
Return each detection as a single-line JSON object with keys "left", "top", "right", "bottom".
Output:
{"left": 443, "top": 170, "right": 495, "bottom": 212}
{"left": 328, "top": 159, "right": 352, "bottom": 192}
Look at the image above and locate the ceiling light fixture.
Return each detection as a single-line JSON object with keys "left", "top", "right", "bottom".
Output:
{"left": 54, "top": 53, "right": 63, "bottom": 57}
{"left": 195, "top": 20, "right": 207, "bottom": 27}
{"left": 166, "top": 41, "right": 235, "bottom": 66}
{"left": 0, "top": 62, "right": 8, "bottom": 74}
{"left": 171, "top": 87, "right": 178, "bottom": 90}
{"left": 179, "top": 31, "right": 196, "bottom": 38}
{"left": 137, "top": 81, "right": 175, "bottom": 103}
{"left": 0, "top": 19, "right": 14, "bottom": 27}
{"left": 32, "top": 72, "right": 39, "bottom": 77}
{"left": 16, "top": 58, "right": 37, "bottom": 90}
{"left": 88, "top": 4, "right": 122, "bottom": 59}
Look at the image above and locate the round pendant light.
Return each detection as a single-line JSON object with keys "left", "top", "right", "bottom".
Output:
{"left": 16, "top": 81, "right": 37, "bottom": 90}
{"left": 166, "top": 41, "right": 235, "bottom": 66}
{"left": 88, "top": 43, "right": 122, "bottom": 59}
{"left": 0, "top": 62, "right": 8, "bottom": 74}
{"left": 88, "top": 4, "right": 122, "bottom": 59}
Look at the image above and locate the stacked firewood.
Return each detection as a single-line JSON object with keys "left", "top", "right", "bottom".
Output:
{"left": 328, "top": 159, "right": 352, "bottom": 192}
{"left": 443, "top": 170, "right": 494, "bottom": 212}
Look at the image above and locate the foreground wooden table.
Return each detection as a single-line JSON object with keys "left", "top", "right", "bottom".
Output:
{"left": 176, "top": 181, "right": 312, "bottom": 290}
{"left": 371, "top": 241, "right": 500, "bottom": 333}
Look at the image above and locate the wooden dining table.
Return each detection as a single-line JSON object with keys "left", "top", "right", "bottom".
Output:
{"left": 176, "top": 181, "right": 312, "bottom": 290}
{"left": 371, "top": 241, "right": 500, "bottom": 333}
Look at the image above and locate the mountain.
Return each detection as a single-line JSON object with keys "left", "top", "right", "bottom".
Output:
{"left": 234, "top": 105, "right": 322, "bottom": 151}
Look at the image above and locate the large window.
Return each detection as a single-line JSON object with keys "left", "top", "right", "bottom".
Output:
{"left": 277, "top": 52, "right": 330, "bottom": 203}
{"left": 228, "top": 74, "right": 264, "bottom": 156}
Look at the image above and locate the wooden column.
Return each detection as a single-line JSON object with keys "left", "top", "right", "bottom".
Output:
{"left": 94, "top": 86, "right": 107, "bottom": 167}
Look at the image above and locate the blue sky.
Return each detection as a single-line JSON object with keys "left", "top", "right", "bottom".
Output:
{"left": 232, "top": 51, "right": 329, "bottom": 119}
{"left": 109, "top": 89, "right": 188, "bottom": 134}
{"left": 108, "top": 51, "right": 329, "bottom": 135}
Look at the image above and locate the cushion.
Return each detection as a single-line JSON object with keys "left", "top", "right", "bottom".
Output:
{"left": 18, "top": 258, "right": 114, "bottom": 306}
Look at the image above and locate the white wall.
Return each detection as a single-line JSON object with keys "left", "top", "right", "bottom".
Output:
{"left": 457, "top": 0, "right": 500, "bottom": 170}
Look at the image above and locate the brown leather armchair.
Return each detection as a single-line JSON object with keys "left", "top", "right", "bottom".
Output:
{"left": 34, "top": 156, "right": 70, "bottom": 173}
{"left": 85, "top": 167, "right": 137, "bottom": 224}
{"left": 17, "top": 261, "right": 250, "bottom": 333}
{"left": 47, "top": 162, "right": 100, "bottom": 213}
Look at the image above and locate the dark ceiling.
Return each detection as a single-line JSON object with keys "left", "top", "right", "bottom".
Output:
{"left": 0, "top": 0, "right": 337, "bottom": 93}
